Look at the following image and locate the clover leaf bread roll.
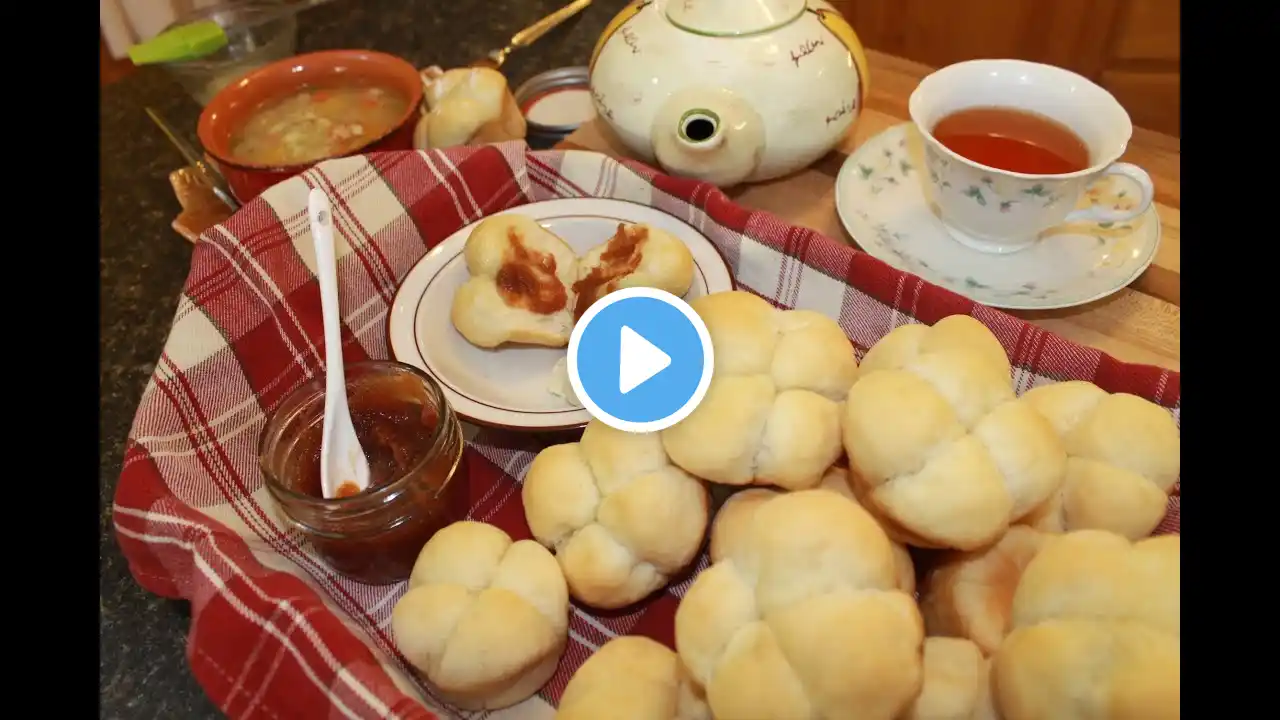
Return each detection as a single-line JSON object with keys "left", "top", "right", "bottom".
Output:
{"left": 842, "top": 315, "right": 1067, "bottom": 550}
{"left": 556, "top": 636, "right": 711, "bottom": 720}
{"left": 818, "top": 465, "right": 917, "bottom": 595}
{"left": 522, "top": 420, "right": 710, "bottom": 609}
{"left": 573, "top": 223, "right": 695, "bottom": 319}
{"left": 1018, "top": 380, "right": 1180, "bottom": 540}
{"left": 676, "top": 488, "right": 924, "bottom": 720}
{"left": 710, "top": 467, "right": 916, "bottom": 595}
{"left": 919, "top": 526, "right": 1049, "bottom": 655}
{"left": 903, "top": 637, "right": 999, "bottom": 720}
{"left": 413, "top": 66, "right": 527, "bottom": 149}
{"left": 994, "top": 530, "right": 1180, "bottom": 720}
{"left": 661, "top": 291, "right": 859, "bottom": 490}
{"left": 450, "top": 214, "right": 579, "bottom": 348}
{"left": 390, "top": 521, "right": 569, "bottom": 711}
{"left": 706, "top": 488, "right": 778, "bottom": 565}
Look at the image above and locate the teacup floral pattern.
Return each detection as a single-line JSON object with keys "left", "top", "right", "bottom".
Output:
{"left": 833, "top": 123, "right": 1161, "bottom": 310}
{"left": 1085, "top": 177, "right": 1140, "bottom": 214}
{"left": 926, "top": 153, "right": 1069, "bottom": 215}
{"left": 921, "top": 138, "right": 1100, "bottom": 249}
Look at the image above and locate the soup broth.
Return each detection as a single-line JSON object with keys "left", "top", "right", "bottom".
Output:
{"left": 230, "top": 83, "right": 410, "bottom": 166}
{"left": 931, "top": 106, "right": 1090, "bottom": 175}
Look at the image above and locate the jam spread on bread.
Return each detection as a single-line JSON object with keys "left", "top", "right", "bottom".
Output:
{"left": 495, "top": 228, "right": 569, "bottom": 314}
{"left": 292, "top": 396, "right": 440, "bottom": 500}
{"left": 572, "top": 224, "right": 646, "bottom": 319}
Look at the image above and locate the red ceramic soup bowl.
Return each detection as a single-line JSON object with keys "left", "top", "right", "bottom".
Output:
{"left": 197, "top": 50, "right": 423, "bottom": 202}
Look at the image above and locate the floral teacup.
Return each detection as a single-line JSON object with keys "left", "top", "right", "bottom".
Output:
{"left": 908, "top": 59, "right": 1155, "bottom": 255}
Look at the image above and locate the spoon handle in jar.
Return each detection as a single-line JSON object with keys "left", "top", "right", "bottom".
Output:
{"left": 311, "top": 190, "right": 344, "bottom": 391}
{"left": 309, "top": 189, "right": 370, "bottom": 498}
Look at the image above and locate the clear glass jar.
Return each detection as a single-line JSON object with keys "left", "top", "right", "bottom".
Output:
{"left": 259, "top": 361, "right": 469, "bottom": 585}
{"left": 159, "top": 1, "right": 299, "bottom": 106}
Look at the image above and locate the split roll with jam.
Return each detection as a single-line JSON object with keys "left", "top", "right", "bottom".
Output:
{"left": 450, "top": 214, "right": 580, "bottom": 348}
{"left": 573, "top": 221, "right": 694, "bottom": 317}
{"left": 450, "top": 214, "right": 694, "bottom": 349}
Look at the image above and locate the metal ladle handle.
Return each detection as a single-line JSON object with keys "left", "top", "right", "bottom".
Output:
{"left": 509, "top": 0, "right": 594, "bottom": 49}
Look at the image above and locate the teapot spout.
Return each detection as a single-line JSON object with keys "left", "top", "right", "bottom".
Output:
{"left": 651, "top": 88, "right": 764, "bottom": 188}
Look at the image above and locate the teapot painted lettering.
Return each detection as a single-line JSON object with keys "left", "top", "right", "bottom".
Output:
{"left": 589, "top": 0, "right": 870, "bottom": 187}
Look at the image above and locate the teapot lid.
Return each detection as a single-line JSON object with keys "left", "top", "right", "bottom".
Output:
{"left": 663, "top": 0, "right": 807, "bottom": 36}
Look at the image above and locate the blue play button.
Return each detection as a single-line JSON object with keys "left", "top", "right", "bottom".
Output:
{"left": 568, "top": 287, "right": 714, "bottom": 433}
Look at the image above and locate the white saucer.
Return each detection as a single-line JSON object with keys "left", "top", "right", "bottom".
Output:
{"left": 387, "top": 198, "right": 735, "bottom": 431}
{"left": 834, "top": 123, "right": 1161, "bottom": 310}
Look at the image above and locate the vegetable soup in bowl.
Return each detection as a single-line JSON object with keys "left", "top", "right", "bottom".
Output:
{"left": 198, "top": 50, "right": 423, "bottom": 202}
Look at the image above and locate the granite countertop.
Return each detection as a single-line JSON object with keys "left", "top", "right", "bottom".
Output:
{"left": 99, "top": 0, "right": 626, "bottom": 716}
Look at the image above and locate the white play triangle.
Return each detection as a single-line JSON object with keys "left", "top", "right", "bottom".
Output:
{"left": 618, "top": 325, "right": 671, "bottom": 395}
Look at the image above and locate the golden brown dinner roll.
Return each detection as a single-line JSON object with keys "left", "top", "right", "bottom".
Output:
{"left": 1018, "top": 380, "right": 1180, "bottom": 540}
{"left": 993, "top": 530, "right": 1180, "bottom": 720}
{"left": 842, "top": 316, "right": 1067, "bottom": 550}
{"left": 711, "top": 468, "right": 916, "bottom": 594}
{"left": 413, "top": 65, "right": 527, "bottom": 149}
{"left": 706, "top": 488, "right": 776, "bottom": 565}
{"left": 820, "top": 465, "right": 917, "bottom": 595}
{"left": 573, "top": 223, "right": 695, "bottom": 318}
{"left": 390, "top": 521, "right": 569, "bottom": 711}
{"left": 522, "top": 420, "right": 710, "bottom": 609}
{"left": 902, "top": 637, "right": 998, "bottom": 720}
{"left": 676, "top": 489, "right": 924, "bottom": 720}
{"left": 556, "top": 636, "right": 711, "bottom": 720}
{"left": 451, "top": 214, "right": 579, "bottom": 348}
{"left": 919, "top": 526, "right": 1048, "bottom": 655}
{"left": 662, "top": 291, "right": 859, "bottom": 490}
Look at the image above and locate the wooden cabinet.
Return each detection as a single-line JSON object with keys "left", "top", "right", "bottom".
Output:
{"left": 832, "top": 0, "right": 1180, "bottom": 136}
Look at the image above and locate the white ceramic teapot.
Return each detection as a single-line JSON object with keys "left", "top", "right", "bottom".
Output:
{"left": 588, "top": 0, "right": 870, "bottom": 187}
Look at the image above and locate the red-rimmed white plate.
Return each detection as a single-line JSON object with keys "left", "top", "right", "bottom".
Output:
{"left": 387, "top": 198, "right": 735, "bottom": 431}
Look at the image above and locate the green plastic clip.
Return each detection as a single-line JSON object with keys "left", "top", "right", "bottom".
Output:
{"left": 127, "top": 20, "right": 229, "bottom": 65}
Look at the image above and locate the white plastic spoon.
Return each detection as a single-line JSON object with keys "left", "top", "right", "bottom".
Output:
{"left": 309, "top": 188, "right": 371, "bottom": 499}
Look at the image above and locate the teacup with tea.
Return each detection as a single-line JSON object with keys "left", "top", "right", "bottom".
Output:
{"left": 909, "top": 59, "right": 1155, "bottom": 255}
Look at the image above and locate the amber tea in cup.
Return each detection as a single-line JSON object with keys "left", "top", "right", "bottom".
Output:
{"left": 908, "top": 59, "right": 1156, "bottom": 255}
{"left": 930, "top": 106, "right": 1091, "bottom": 176}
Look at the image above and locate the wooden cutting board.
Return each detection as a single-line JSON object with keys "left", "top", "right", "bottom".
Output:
{"left": 558, "top": 50, "right": 1180, "bottom": 371}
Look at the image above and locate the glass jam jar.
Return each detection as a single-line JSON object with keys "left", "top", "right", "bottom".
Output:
{"left": 259, "top": 360, "right": 469, "bottom": 585}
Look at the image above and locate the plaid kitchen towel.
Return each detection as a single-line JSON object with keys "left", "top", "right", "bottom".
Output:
{"left": 113, "top": 142, "right": 1181, "bottom": 720}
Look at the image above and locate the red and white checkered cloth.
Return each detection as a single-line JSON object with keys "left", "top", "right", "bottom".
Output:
{"left": 113, "top": 142, "right": 1180, "bottom": 720}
